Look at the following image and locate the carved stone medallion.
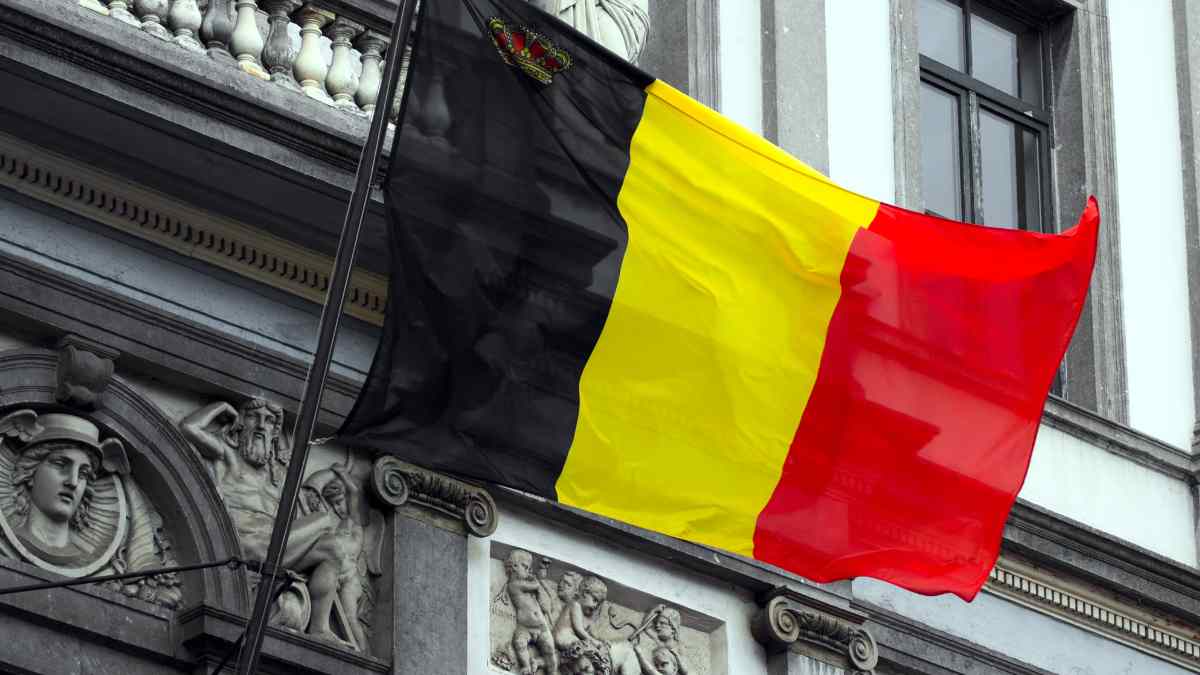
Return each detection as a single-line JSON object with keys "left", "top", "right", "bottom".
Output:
{"left": 489, "top": 542, "right": 725, "bottom": 675}
{"left": 0, "top": 409, "right": 182, "bottom": 608}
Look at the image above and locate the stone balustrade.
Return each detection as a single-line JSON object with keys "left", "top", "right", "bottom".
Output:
{"left": 80, "top": 0, "right": 404, "bottom": 118}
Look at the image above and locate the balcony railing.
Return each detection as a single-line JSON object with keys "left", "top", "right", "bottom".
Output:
{"left": 80, "top": 0, "right": 409, "bottom": 119}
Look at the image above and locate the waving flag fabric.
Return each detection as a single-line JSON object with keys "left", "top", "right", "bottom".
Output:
{"left": 339, "top": 0, "right": 1099, "bottom": 600}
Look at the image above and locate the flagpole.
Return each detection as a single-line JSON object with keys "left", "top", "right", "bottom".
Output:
{"left": 233, "top": 0, "right": 420, "bottom": 671}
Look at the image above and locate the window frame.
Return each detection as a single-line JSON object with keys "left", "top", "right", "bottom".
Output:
{"left": 917, "top": 0, "right": 1054, "bottom": 233}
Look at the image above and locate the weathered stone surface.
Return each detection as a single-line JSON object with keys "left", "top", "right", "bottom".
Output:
{"left": 392, "top": 514, "right": 470, "bottom": 673}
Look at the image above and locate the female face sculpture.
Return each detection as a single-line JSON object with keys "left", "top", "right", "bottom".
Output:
{"left": 14, "top": 441, "right": 97, "bottom": 533}
{"left": 29, "top": 445, "right": 93, "bottom": 523}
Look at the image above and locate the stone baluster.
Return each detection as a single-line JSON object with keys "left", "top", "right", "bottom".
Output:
{"left": 107, "top": 0, "right": 143, "bottom": 27}
{"left": 168, "top": 0, "right": 206, "bottom": 52}
{"left": 80, "top": 0, "right": 112, "bottom": 17}
{"left": 325, "top": 17, "right": 364, "bottom": 110}
{"left": 230, "top": 0, "right": 269, "bottom": 79}
{"left": 261, "top": 0, "right": 302, "bottom": 90}
{"left": 134, "top": 0, "right": 173, "bottom": 39}
{"left": 354, "top": 31, "right": 389, "bottom": 113}
{"left": 291, "top": 3, "right": 335, "bottom": 103}
{"left": 200, "top": 0, "right": 236, "bottom": 62}
{"left": 389, "top": 43, "right": 412, "bottom": 123}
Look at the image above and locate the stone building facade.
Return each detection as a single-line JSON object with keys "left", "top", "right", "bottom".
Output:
{"left": 0, "top": 0, "right": 1198, "bottom": 673}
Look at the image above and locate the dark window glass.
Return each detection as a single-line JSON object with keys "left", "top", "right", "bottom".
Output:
{"left": 917, "top": 0, "right": 1049, "bottom": 233}
{"left": 920, "top": 83, "right": 963, "bottom": 219}
{"left": 970, "top": 14, "right": 1019, "bottom": 96}
{"left": 918, "top": 0, "right": 965, "bottom": 70}
{"left": 980, "top": 109, "right": 1018, "bottom": 228}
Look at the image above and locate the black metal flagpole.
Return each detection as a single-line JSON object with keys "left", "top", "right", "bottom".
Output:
{"left": 233, "top": 0, "right": 420, "bottom": 671}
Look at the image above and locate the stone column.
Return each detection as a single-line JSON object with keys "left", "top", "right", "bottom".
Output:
{"left": 134, "top": 0, "right": 173, "bottom": 40}
{"left": 354, "top": 31, "right": 390, "bottom": 113}
{"left": 231, "top": 0, "right": 269, "bottom": 79}
{"left": 291, "top": 3, "right": 335, "bottom": 103}
{"left": 200, "top": 0, "right": 237, "bottom": 62}
{"left": 168, "top": 0, "right": 206, "bottom": 52}
{"left": 107, "top": 0, "right": 143, "bottom": 27}
{"left": 752, "top": 588, "right": 879, "bottom": 675}
{"left": 261, "top": 0, "right": 302, "bottom": 90}
{"left": 368, "top": 457, "right": 498, "bottom": 674}
{"left": 325, "top": 17, "right": 365, "bottom": 109}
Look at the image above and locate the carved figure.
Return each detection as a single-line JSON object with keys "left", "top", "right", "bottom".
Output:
{"left": 528, "top": 0, "right": 650, "bottom": 63}
{"left": 0, "top": 410, "right": 181, "bottom": 607}
{"left": 180, "top": 399, "right": 381, "bottom": 648}
{"left": 506, "top": 549, "right": 560, "bottom": 675}
{"left": 300, "top": 459, "right": 383, "bottom": 648}
{"left": 492, "top": 552, "right": 712, "bottom": 674}
{"left": 554, "top": 575, "right": 607, "bottom": 656}
{"left": 637, "top": 646, "right": 680, "bottom": 675}
{"left": 562, "top": 639, "right": 614, "bottom": 675}
{"left": 643, "top": 607, "right": 690, "bottom": 674}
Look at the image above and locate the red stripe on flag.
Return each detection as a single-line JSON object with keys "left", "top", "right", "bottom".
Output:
{"left": 752, "top": 200, "right": 1099, "bottom": 599}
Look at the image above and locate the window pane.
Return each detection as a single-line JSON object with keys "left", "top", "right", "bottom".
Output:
{"left": 920, "top": 83, "right": 962, "bottom": 220}
{"left": 970, "top": 14, "right": 1019, "bottom": 96}
{"left": 919, "top": 0, "right": 964, "bottom": 70}
{"left": 980, "top": 110, "right": 1019, "bottom": 228}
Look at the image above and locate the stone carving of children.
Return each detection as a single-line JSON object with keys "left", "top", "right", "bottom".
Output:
{"left": 305, "top": 461, "right": 367, "bottom": 646}
{"left": 562, "top": 639, "right": 614, "bottom": 675}
{"left": 551, "top": 570, "right": 583, "bottom": 619}
{"left": 634, "top": 645, "right": 682, "bottom": 675}
{"left": 505, "top": 549, "right": 559, "bottom": 675}
{"left": 554, "top": 575, "right": 609, "bottom": 657}
{"left": 644, "top": 606, "right": 690, "bottom": 675}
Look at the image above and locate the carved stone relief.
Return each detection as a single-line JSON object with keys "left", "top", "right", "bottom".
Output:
{"left": 528, "top": 0, "right": 650, "bottom": 64}
{"left": 178, "top": 399, "right": 385, "bottom": 651}
{"left": 0, "top": 339, "right": 184, "bottom": 609}
{"left": 489, "top": 542, "right": 725, "bottom": 675}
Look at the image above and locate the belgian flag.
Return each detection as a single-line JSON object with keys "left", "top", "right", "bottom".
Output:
{"left": 340, "top": 0, "right": 1098, "bottom": 599}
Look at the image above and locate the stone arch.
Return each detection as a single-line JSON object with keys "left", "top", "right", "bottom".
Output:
{"left": 0, "top": 347, "right": 249, "bottom": 612}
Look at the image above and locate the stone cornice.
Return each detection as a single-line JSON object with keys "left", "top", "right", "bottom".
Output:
{"left": 862, "top": 602, "right": 1058, "bottom": 675}
{"left": 0, "top": 130, "right": 388, "bottom": 326}
{"left": 1043, "top": 396, "right": 1194, "bottom": 480}
{"left": 987, "top": 559, "right": 1200, "bottom": 671}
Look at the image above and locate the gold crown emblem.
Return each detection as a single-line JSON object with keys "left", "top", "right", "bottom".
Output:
{"left": 488, "top": 17, "right": 573, "bottom": 85}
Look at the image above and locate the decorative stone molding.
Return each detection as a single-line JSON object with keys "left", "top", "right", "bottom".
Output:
{"left": 752, "top": 588, "right": 878, "bottom": 674}
{"left": 368, "top": 455, "right": 498, "bottom": 537}
{"left": 0, "top": 131, "right": 388, "bottom": 326}
{"left": 987, "top": 559, "right": 1200, "bottom": 671}
{"left": 55, "top": 335, "right": 120, "bottom": 410}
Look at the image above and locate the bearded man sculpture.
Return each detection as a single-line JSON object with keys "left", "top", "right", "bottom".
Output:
{"left": 180, "top": 398, "right": 376, "bottom": 648}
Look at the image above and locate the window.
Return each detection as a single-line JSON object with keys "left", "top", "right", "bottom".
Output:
{"left": 917, "top": 0, "right": 1050, "bottom": 232}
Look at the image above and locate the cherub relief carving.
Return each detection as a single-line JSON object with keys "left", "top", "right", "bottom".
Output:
{"left": 180, "top": 399, "right": 382, "bottom": 650}
{"left": 491, "top": 549, "right": 710, "bottom": 675}
{"left": 298, "top": 458, "right": 383, "bottom": 648}
{"left": 505, "top": 549, "right": 560, "bottom": 675}
{"left": 0, "top": 409, "right": 181, "bottom": 608}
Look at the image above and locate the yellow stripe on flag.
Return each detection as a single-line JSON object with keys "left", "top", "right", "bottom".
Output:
{"left": 556, "top": 80, "right": 880, "bottom": 556}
